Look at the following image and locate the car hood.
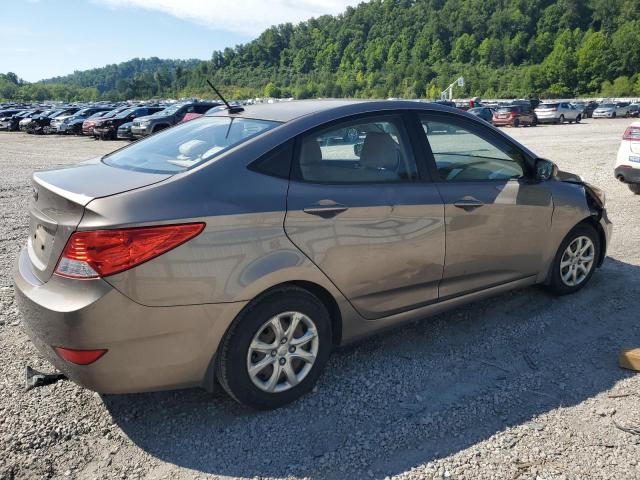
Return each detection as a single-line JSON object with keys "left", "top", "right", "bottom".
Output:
{"left": 556, "top": 169, "right": 582, "bottom": 182}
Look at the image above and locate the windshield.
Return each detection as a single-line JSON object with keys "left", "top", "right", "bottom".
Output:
{"left": 103, "top": 116, "right": 279, "bottom": 174}
{"left": 115, "top": 108, "right": 134, "bottom": 119}
{"left": 158, "top": 104, "right": 183, "bottom": 116}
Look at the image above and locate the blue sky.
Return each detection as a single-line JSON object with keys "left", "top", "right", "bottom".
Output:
{"left": 1, "top": 0, "right": 360, "bottom": 82}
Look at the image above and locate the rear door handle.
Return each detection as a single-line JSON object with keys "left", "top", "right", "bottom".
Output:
{"left": 453, "top": 198, "right": 484, "bottom": 211}
{"left": 303, "top": 203, "right": 349, "bottom": 218}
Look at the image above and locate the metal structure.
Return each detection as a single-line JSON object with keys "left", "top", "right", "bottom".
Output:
{"left": 441, "top": 76, "right": 465, "bottom": 100}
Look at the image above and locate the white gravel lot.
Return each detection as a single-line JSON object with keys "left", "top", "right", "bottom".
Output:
{"left": 0, "top": 120, "right": 639, "bottom": 480}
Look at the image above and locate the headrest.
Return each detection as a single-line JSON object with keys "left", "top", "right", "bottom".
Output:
{"left": 300, "top": 139, "right": 322, "bottom": 165}
{"left": 359, "top": 132, "right": 399, "bottom": 170}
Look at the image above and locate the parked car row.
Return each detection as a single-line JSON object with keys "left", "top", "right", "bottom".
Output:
{"left": 462, "top": 99, "right": 640, "bottom": 129}
{"left": 0, "top": 100, "right": 222, "bottom": 141}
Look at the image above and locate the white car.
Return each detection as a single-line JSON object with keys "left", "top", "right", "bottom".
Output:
{"left": 534, "top": 102, "right": 581, "bottom": 124}
{"left": 615, "top": 121, "right": 640, "bottom": 194}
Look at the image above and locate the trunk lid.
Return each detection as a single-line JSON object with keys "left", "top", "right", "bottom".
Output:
{"left": 27, "top": 158, "right": 170, "bottom": 282}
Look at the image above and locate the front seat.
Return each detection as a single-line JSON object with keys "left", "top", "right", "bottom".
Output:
{"left": 358, "top": 132, "right": 400, "bottom": 181}
{"left": 299, "top": 139, "right": 324, "bottom": 181}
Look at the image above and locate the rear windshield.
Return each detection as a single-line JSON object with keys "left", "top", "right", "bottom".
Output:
{"left": 538, "top": 103, "right": 558, "bottom": 108}
{"left": 497, "top": 107, "right": 517, "bottom": 112}
{"left": 103, "top": 116, "right": 279, "bottom": 174}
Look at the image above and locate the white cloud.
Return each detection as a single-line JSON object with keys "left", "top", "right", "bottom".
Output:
{"left": 96, "top": 0, "right": 362, "bottom": 37}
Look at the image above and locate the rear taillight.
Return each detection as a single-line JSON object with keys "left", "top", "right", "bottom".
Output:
{"left": 55, "top": 223, "right": 205, "bottom": 279}
{"left": 55, "top": 347, "right": 107, "bottom": 365}
{"left": 510, "top": 112, "right": 517, "bottom": 118}
{"left": 623, "top": 126, "right": 640, "bottom": 141}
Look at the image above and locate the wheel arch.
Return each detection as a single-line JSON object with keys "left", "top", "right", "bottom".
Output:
{"left": 576, "top": 216, "right": 607, "bottom": 267}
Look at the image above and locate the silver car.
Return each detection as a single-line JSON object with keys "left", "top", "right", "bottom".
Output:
{"left": 593, "top": 102, "right": 631, "bottom": 119}
{"left": 534, "top": 102, "right": 582, "bottom": 124}
{"left": 14, "top": 100, "right": 611, "bottom": 409}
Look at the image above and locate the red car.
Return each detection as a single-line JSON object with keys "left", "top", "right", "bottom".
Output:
{"left": 492, "top": 105, "right": 537, "bottom": 127}
{"left": 179, "top": 112, "right": 203, "bottom": 123}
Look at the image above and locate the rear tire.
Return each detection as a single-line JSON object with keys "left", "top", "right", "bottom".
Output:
{"left": 545, "top": 224, "right": 600, "bottom": 296}
{"left": 629, "top": 184, "right": 640, "bottom": 195}
{"left": 558, "top": 115, "right": 565, "bottom": 124}
{"left": 513, "top": 119, "right": 520, "bottom": 128}
{"left": 216, "top": 286, "right": 332, "bottom": 410}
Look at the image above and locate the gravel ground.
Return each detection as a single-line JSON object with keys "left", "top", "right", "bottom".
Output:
{"left": 1, "top": 120, "right": 639, "bottom": 480}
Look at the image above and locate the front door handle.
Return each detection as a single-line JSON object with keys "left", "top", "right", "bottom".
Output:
{"left": 303, "top": 203, "right": 349, "bottom": 218}
{"left": 453, "top": 198, "right": 484, "bottom": 211}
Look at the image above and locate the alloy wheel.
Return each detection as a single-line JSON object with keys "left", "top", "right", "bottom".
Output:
{"left": 247, "top": 311, "right": 319, "bottom": 393}
{"left": 560, "top": 236, "right": 595, "bottom": 287}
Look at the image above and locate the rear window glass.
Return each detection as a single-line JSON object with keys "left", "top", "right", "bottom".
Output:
{"left": 538, "top": 103, "right": 558, "bottom": 108}
{"left": 103, "top": 116, "right": 279, "bottom": 174}
{"left": 497, "top": 107, "right": 517, "bottom": 112}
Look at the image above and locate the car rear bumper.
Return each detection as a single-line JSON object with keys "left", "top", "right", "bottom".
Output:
{"left": 492, "top": 118, "right": 514, "bottom": 126}
{"left": 13, "top": 247, "right": 247, "bottom": 394}
{"left": 535, "top": 113, "right": 559, "bottom": 123}
{"left": 615, "top": 165, "right": 640, "bottom": 184}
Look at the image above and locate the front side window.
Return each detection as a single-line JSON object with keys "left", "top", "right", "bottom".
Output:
{"left": 421, "top": 116, "right": 526, "bottom": 182}
{"left": 104, "top": 116, "right": 279, "bottom": 174}
{"left": 295, "top": 116, "right": 418, "bottom": 183}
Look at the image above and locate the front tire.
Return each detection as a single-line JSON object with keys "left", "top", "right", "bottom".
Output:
{"left": 546, "top": 224, "right": 600, "bottom": 295}
{"left": 216, "top": 286, "right": 332, "bottom": 409}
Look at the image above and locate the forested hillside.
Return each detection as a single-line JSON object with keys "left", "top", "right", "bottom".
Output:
{"left": 3, "top": 0, "right": 640, "bottom": 101}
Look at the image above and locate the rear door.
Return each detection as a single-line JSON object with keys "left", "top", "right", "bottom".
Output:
{"left": 285, "top": 112, "right": 445, "bottom": 319}
{"left": 417, "top": 113, "right": 553, "bottom": 298}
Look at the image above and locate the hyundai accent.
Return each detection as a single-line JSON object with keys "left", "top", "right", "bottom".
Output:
{"left": 14, "top": 100, "right": 611, "bottom": 409}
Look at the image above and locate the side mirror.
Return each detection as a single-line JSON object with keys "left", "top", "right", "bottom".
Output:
{"left": 535, "top": 158, "right": 558, "bottom": 181}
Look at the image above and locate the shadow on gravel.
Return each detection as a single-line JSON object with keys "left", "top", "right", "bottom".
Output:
{"left": 104, "top": 257, "right": 640, "bottom": 479}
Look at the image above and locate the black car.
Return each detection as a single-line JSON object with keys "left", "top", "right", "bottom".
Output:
{"left": 59, "top": 107, "right": 114, "bottom": 135}
{"left": 93, "top": 106, "right": 165, "bottom": 140}
{"left": 116, "top": 121, "right": 135, "bottom": 140}
{"left": 7, "top": 109, "right": 45, "bottom": 131}
{"left": 27, "top": 108, "right": 79, "bottom": 134}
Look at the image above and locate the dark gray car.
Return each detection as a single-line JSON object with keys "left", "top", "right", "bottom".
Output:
{"left": 14, "top": 100, "right": 611, "bottom": 409}
{"left": 130, "top": 101, "right": 221, "bottom": 138}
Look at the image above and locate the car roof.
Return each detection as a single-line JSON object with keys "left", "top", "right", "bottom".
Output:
{"left": 206, "top": 99, "right": 455, "bottom": 123}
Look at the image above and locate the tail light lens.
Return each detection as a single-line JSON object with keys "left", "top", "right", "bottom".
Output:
{"left": 510, "top": 112, "right": 517, "bottom": 118}
{"left": 55, "top": 223, "right": 205, "bottom": 279}
{"left": 55, "top": 347, "right": 107, "bottom": 365}
{"left": 623, "top": 126, "right": 640, "bottom": 141}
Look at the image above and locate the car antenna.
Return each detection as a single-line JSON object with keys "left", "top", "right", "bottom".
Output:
{"left": 206, "top": 80, "right": 244, "bottom": 114}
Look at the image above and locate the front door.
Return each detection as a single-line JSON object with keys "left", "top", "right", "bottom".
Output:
{"left": 285, "top": 113, "right": 445, "bottom": 319}
{"left": 418, "top": 114, "right": 553, "bottom": 298}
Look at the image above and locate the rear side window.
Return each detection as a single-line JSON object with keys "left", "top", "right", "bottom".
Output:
{"left": 294, "top": 116, "right": 418, "bottom": 183}
{"left": 421, "top": 115, "right": 526, "bottom": 182}
{"left": 104, "top": 116, "right": 279, "bottom": 174}
{"left": 249, "top": 141, "right": 293, "bottom": 179}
